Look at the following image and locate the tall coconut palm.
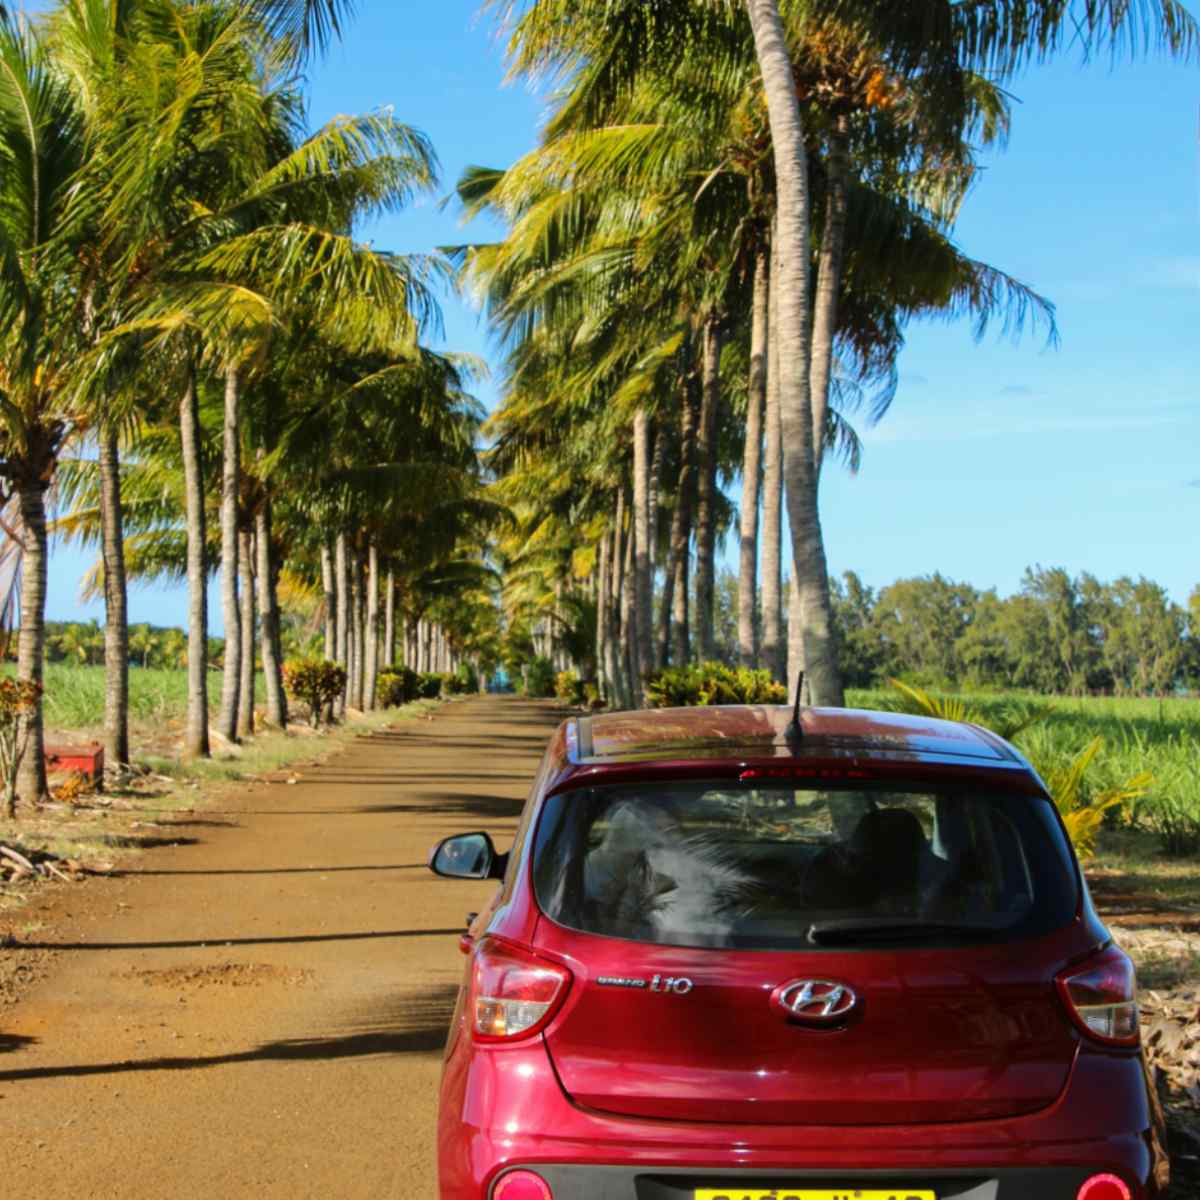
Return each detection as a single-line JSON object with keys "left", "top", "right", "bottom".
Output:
{"left": 73, "top": 0, "right": 440, "bottom": 753}
{"left": 0, "top": 14, "right": 90, "bottom": 804}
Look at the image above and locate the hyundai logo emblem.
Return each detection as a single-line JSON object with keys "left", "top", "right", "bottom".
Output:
{"left": 772, "top": 979, "right": 858, "bottom": 1024}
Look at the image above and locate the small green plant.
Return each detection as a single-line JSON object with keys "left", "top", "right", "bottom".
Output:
{"left": 1026, "top": 737, "right": 1150, "bottom": 861}
{"left": 555, "top": 670, "right": 584, "bottom": 705}
{"left": 282, "top": 659, "right": 348, "bottom": 728}
{"left": 524, "top": 657, "right": 557, "bottom": 698}
{"left": 1121, "top": 737, "right": 1200, "bottom": 856}
{"left": 377, "top": 666, "right": 418, "bottom": 707}
{"left": 445, "top": 663, "right": 479, "bottom": 695}
{"left": 0, "top": 678, "right": 43, "bottom": 819}
{"left": 417, "top": 672, "right": 444, "bottom": 700}
{"left": 645, "top": 663, "right": 786, "bottom": 708}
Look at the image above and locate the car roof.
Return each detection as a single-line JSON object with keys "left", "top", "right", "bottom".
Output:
{"left": 567, "top": 704, "right": 1022, "bottom": 769}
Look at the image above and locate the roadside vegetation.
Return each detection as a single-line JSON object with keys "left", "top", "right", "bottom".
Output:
{"left": 461, "top": 0, "right": 1196, "bottom": 716}
{"left": 0, "top": 0, "right": 501, "bottom": 820}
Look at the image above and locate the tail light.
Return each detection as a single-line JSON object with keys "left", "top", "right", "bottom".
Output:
{"left": 471, "top": 937, "right": 571, "bottom": 1042}
{"left": 493, "top": 1170, "right": 554, "bottom": 1200}
{"left": 1077, "top": 1174, "right": 1132, "bottom": 1200}
{"left": 1056, "top": 945, "right": 1139, "bottom": 1047}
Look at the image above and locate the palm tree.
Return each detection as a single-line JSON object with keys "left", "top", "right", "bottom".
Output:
{"left": 0, "top": 14, "right": 90, "bottom": 803}
{"left": 72, "top": 0, "right": 440, "bottom": 753}
{"left": 742, "top": 0, "right": 1197, "bottom": 703}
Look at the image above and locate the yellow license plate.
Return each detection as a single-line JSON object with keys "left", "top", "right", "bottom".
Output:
{"left": 694, "top": 1192, "right": 935, "bottom": 1200}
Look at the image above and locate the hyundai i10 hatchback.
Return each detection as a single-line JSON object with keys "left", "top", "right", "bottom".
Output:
{"left": 428, "top": 704, "right": 1167, "bottom": 1200}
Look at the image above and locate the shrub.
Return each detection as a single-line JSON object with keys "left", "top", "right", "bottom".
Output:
{"left": 1024, "top": 736, "right": 1150, "bottom": 860}
{"left": 282, "top": 659, "right": 347, "bottom": 728}
{"left": 645, "top": 662, "right": 786, "bottom": 708}
{"left": 417, "top": 672, "right": 444, "bottom": 699}
{"left": 0, "top": 677, "right": 43, "bottom": 818}
{"left": 376, "top": 666, "right": 418, "bottom": 708}
{"left": 524, "top": 657, "right": 557, "bottom": 698}
{"left": 446, "top": 663, "right": 479, "bottom": 695}
{"left": 555, "top": 670, "right": 584, "bottom": 705}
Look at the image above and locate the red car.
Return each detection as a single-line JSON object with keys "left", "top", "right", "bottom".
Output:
{"left": 429, "top": 703, "right": 1166, "bottom": 1200}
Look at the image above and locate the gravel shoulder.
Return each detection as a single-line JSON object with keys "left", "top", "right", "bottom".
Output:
{"left": 0, "top": 696, "right": 563, "bottom": 1199}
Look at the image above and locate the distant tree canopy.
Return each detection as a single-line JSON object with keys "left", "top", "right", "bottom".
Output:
{"left": 690, "top": 566, "right": 1196, "bottom": 698}
{"left": 828, "top": 567, "right": 1195, "bottom": 696}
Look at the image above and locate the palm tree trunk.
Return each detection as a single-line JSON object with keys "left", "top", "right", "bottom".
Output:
{"left": 761, "top": 224, "right": 785, "bottom": 683}
{"left": 384, "top": 568, "right": 396, "bottom": 668}
{"left": 14, "top": 481, "right": 49, "bottom": 810}
{"left": 256, "top": 500, "right": 287, "bottom": 728}
{"left": 179, "top": 367, "right": 209, "bottom": 758}
{"left": 621, "top": 493, "right": 638, "bottom": 703}
{"left": 745, "top": 0, "right": 843, "bottom": 707}
{"left": 810, "top": 115, "right": 849, "bottom": 466}
{"left": 609, "top": 490, "right": 629, "bottom": 707}
{"left": 647, "top": 425, "right": 664, "bottom": 670}
{"left": 321, "top": 538, "right": 336, "bottom": 661}
{"left": 335, "top": 531, "right": 349, "bottom": 715}
{"left": 694, "top": 318, "right": 721, "bottom": 663}
{"left": 787, "top": 575, "right": 806, "bottom": 701}
{"left": 738, "top": 248, "right": 768, "bottom": 669}
{"left": 667, "top": 371, "right": 699, "bottom": 668}
{"left": 98, "top": 421, "right": 130, "bottom": 769}
{"left": 364, "top": 540, "right": 380, "bottom": 710}
{"left": 671, "top": 537, "right": 690, "bottom": 668}
{"left": 596, "top": 531, "right": 611, "bottom": 701}
{"left": 237, "top": 526, "right": 256, "bottom": 739}
{"left": 350, "top": 551, "right": 365, "bottom": 709}
{"left": 632, "top": 409, "right": 653, "bottom": 695}
{"left": 217, "top": 369, "right": 242, "bottom": 743}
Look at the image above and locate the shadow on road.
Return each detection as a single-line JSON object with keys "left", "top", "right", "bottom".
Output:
{"left": 281, "top": 772, "right": 533, "bottom": 785}
{"left": 354, "top": 795, "right": 524, "bottom": 819}
{"left": 0, "top": 1033, "right": 37, "bottom": 1054}
{"left": 0, "top": 987, "right": 460, "bottom": 1082}
{"left": 15, "top": 927, "right": 463, "bottom": 953}
{"left": 118, "top": 863, "right": 426, "bottom": 878}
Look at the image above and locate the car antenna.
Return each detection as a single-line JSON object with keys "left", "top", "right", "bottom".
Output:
{"left": 784, "top": 672, "right": 805, "bottom": 742}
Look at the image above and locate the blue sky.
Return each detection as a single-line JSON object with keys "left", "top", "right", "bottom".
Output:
{"left": 43, "top": 2, "right": 1199, "bottom": 628}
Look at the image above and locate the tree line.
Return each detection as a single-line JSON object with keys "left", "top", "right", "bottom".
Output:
{"left": 464, "top": 0, "right": 1195, "bottom": 711}
{"left": 8, "top": 0, "right": 1196, "bottom": 813}
{"left": 823, "top": 568, "right": 1196, "bottom": 696}
{"left": 1, "top": 0, "right": 499, "bottom": 809}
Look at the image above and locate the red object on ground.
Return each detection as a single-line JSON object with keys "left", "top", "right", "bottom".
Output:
{"left": 44, "top": 743, "right": 105, "bottom": 781}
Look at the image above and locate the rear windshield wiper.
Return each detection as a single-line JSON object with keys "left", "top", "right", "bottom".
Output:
{"left": 807, "top": 917, "right": 1004, "bottom": 945}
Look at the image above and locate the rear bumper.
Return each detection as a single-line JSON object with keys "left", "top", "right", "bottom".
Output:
{"left": 437, "top": 1038, "right": 1169, "bottom": 1199}
{"left": 491, "top": 1165, "right": 1130, "bottom": 1198}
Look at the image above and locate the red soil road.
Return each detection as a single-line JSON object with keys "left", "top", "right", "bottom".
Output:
{"left": 1, "top": 697, "right": 564, "bottom": 1200}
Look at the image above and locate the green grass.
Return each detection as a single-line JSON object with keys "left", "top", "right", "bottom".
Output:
{"left": 31, "top": 664, "right": 267, "bottom": 732}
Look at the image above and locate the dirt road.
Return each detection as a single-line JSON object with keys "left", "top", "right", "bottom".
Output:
{"left": 1, "top": 697, "right": 563, "bottom": 1199}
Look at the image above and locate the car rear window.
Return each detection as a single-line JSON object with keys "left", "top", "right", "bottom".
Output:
{"left": 532, "top": 783, "right": 1078, "bottom": 950}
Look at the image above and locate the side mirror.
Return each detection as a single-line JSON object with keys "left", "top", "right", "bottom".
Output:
{"left": 429, "top": 831, "right": 505, "bottom": 881}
